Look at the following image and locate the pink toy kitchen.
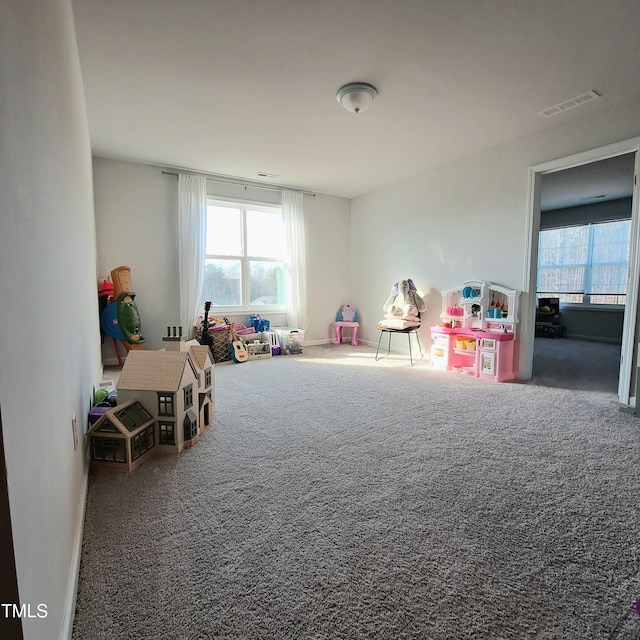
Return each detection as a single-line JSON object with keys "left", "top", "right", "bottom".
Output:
{"left": 430, "top": 280, "right": 519, "bottom": 382}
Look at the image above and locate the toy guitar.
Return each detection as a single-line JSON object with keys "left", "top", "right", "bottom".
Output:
{"left": 223, "top": 317, "right": 248, "bottom": 363}
{"left": 198, "top": 301, "right": 214, "bottom": 351}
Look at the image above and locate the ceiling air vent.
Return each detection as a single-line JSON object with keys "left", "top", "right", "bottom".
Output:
{"left": 539, "top": 90, "right": 601, "bottom": 118}
{"left": 255, "top": 172, "right": 279, "bottom": 180}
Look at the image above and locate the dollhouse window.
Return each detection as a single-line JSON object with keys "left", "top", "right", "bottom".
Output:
{"left": 131, "top": 425, "right": 154, "bottom": 461}
{"left": 158, "top": 393, "right": 174, "bottom": 416}
{"left": 114, "top": 402, "right": 152, "bottom": 432}
{"left": 205, "top": 368, "right": 212, "bottom": 388}
{"left": 92, "top": 437, "right": 126, "bottom": 463}
{"left": 184, "top": 415, "right": 198, "bottom": 441}
{"left": 184, "top": 384, "right": 193, "bottom": 409}
{"left": 95, "top": 419, "right": 119, "bottom": 434}
{"left": 159, "top": 422, "right": 175, "bottom": 445}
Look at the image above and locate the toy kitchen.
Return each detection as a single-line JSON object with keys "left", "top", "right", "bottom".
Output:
{"left": 430, "top": 281, "right": 520, "bottom": 382}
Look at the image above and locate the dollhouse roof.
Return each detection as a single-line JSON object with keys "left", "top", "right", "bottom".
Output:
{"left": 187, "top": 344, "right": 212, "bottom": 371}
{"left": 87, "top": 399, "right": 154, "bottom": 437}
{"left": 117, "top": 350, "right": 193, "bottom": 392}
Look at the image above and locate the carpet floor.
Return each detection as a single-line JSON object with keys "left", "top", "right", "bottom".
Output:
{"left": 73, "top": 343, "right": 640, "bottom": 639}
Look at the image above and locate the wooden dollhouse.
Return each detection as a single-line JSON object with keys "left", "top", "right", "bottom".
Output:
{"left": 116, "top": 346, "right": 214, "bottom": 455}
{"left": 88, "top": 336, "right": 215, "bottom": 472}
{"left": 430, "top": 281, "right": 519, "bottom": 382}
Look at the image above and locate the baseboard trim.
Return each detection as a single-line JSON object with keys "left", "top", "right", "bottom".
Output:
{"left": 60, "top": 467, "right": 89, "bottom": 640}
{"left": 562, "top": 333, "right": 622, "bottom": 344}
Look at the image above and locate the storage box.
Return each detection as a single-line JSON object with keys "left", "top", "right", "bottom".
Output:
{"left": 194, "top": 327, "right": 232, "bottom": 363}
{"left": 274, "top": 327, "right": 305, "bottom": 354}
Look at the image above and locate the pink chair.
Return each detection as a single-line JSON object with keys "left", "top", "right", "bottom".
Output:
{"left": 333, "top": 304, "right": 360, "bottom": 346}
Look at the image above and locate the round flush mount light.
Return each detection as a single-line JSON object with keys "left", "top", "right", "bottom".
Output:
{"left": 336, "top": 82, "right": 378, "bottom": 114}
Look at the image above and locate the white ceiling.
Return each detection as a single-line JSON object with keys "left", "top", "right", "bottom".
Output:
{"left": 71, "top": 0, "right": 640, "bottom": 199}
{"left": 541, "top": 153, "right": 636, "bottom": 211}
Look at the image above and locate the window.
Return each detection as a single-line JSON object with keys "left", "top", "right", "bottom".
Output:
{"left": 158, "top": 393, "right": 175, "bottom": 416}
{"left": 131, "top": 425, "right": 154, "bottom": 461}
{"left": 205, "top": 367, "right": 212, "bottom": 388}
{"left": 114, "top": 402, "right": 152, "bottom": 432}
{"left": 184, "top": 415, "right": 198, "bottom": 441}
{"left": 202, "top": 201, "right": 286, "bottom": 310}
{"left": 92, "top": 437, "right": 126, "bottom": 463}
{"left": 159, "top": 422, "right": 175, "bottom": 445}
{"left": 537, "top": 219, "right": 631, "bottom": 305}
{"left": 184, "top": 384, "right": 193, "bottom": 410}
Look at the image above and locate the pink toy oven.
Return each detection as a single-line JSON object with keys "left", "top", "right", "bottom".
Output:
{"left": 430, "top": 326, "right": 515, "bottom": 382}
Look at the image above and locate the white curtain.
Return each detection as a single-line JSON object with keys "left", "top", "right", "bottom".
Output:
{"left": 282, "top": 189, "right": 307, "bottom": 329}
{"left": 178, "top": 174, "right": 207, "bottom": 336}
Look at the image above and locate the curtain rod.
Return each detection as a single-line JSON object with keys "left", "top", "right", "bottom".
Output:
{"left": 161, "top": 170, "right": 316, "bottom": 197}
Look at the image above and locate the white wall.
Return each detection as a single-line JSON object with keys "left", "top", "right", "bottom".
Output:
{"left": 304, "top": 193, "right": 352, "bottom": 341}
{"left": 351, "top": 97, "right": 640, "bottom": 377}
{"left": 0, "top": 1, "right": 102, "bottom": 638}
{"left": 94, "top": 158, "right": 179, "bottom": 360}
{"left": 93, "top": 158, "right": 351, "bottom": 358}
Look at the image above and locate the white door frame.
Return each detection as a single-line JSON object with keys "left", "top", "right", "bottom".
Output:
{"left": 523, "top": 137, "right": 640, "bottom": 403}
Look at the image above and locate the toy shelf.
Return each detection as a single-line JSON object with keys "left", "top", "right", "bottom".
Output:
{"left": 439, "top": 280, "right": 519, "bottom": 334}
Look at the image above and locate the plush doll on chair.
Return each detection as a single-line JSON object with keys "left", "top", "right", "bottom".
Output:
{"left": 378, "top": 279, "right": 426, "bottom": 330}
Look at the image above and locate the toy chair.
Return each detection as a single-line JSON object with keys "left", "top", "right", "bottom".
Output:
{"left": 333, "top": 304, "right": 359, "bottom": 346}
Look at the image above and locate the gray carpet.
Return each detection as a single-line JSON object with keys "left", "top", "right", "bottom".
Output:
{"left": 73, "top": 344, "right": 640, "bottom": 639}
{"left": 530, "top": 337, "right": 621, "bottom": 394}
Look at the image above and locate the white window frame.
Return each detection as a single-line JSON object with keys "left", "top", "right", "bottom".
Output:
{"left": 203, "top": 197, "right": 286, "bottom": 314}
{"left": 537, "top": 218, "right": 631, "bottom": 310}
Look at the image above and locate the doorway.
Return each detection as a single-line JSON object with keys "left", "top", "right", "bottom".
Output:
{"left": 523, "top": 138, "right": 640, "bottom": 404}
{"left": 0, "top": 406, "right": 24, "bottom": 640}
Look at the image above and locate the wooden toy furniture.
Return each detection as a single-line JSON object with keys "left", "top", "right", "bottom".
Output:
{"left": 333, "top": 304, "right": 360, "bottom": 346}
{"left": 430, "top": 281, "right": 519, "bottom": 381}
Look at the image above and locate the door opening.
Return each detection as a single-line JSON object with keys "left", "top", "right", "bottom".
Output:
{"left": 523, "top": 138, "right": 640, "bottom": 403}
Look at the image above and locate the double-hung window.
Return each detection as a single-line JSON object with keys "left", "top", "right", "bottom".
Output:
{"left": 537, "top": 219, "right": 631, "bottom": 305}
{"left": 202, "top": 200, "right": 286, "bottom": 311}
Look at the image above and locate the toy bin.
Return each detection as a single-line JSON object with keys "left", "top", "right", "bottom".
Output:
{"left": 274, "top": 328, "right": 305, "bottom": 354}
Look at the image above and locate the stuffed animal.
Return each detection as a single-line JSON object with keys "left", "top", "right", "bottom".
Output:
{"left": 382, "top": 279, "right": 426, "bottom": 321}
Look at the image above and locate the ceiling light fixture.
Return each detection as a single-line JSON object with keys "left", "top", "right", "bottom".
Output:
{"left": 336, "top": 82, "right": 378, "bottom": 114}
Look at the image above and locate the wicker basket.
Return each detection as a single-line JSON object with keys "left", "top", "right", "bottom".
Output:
{"left": 194, "top": 328, "right": 231, "bottom": 363}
